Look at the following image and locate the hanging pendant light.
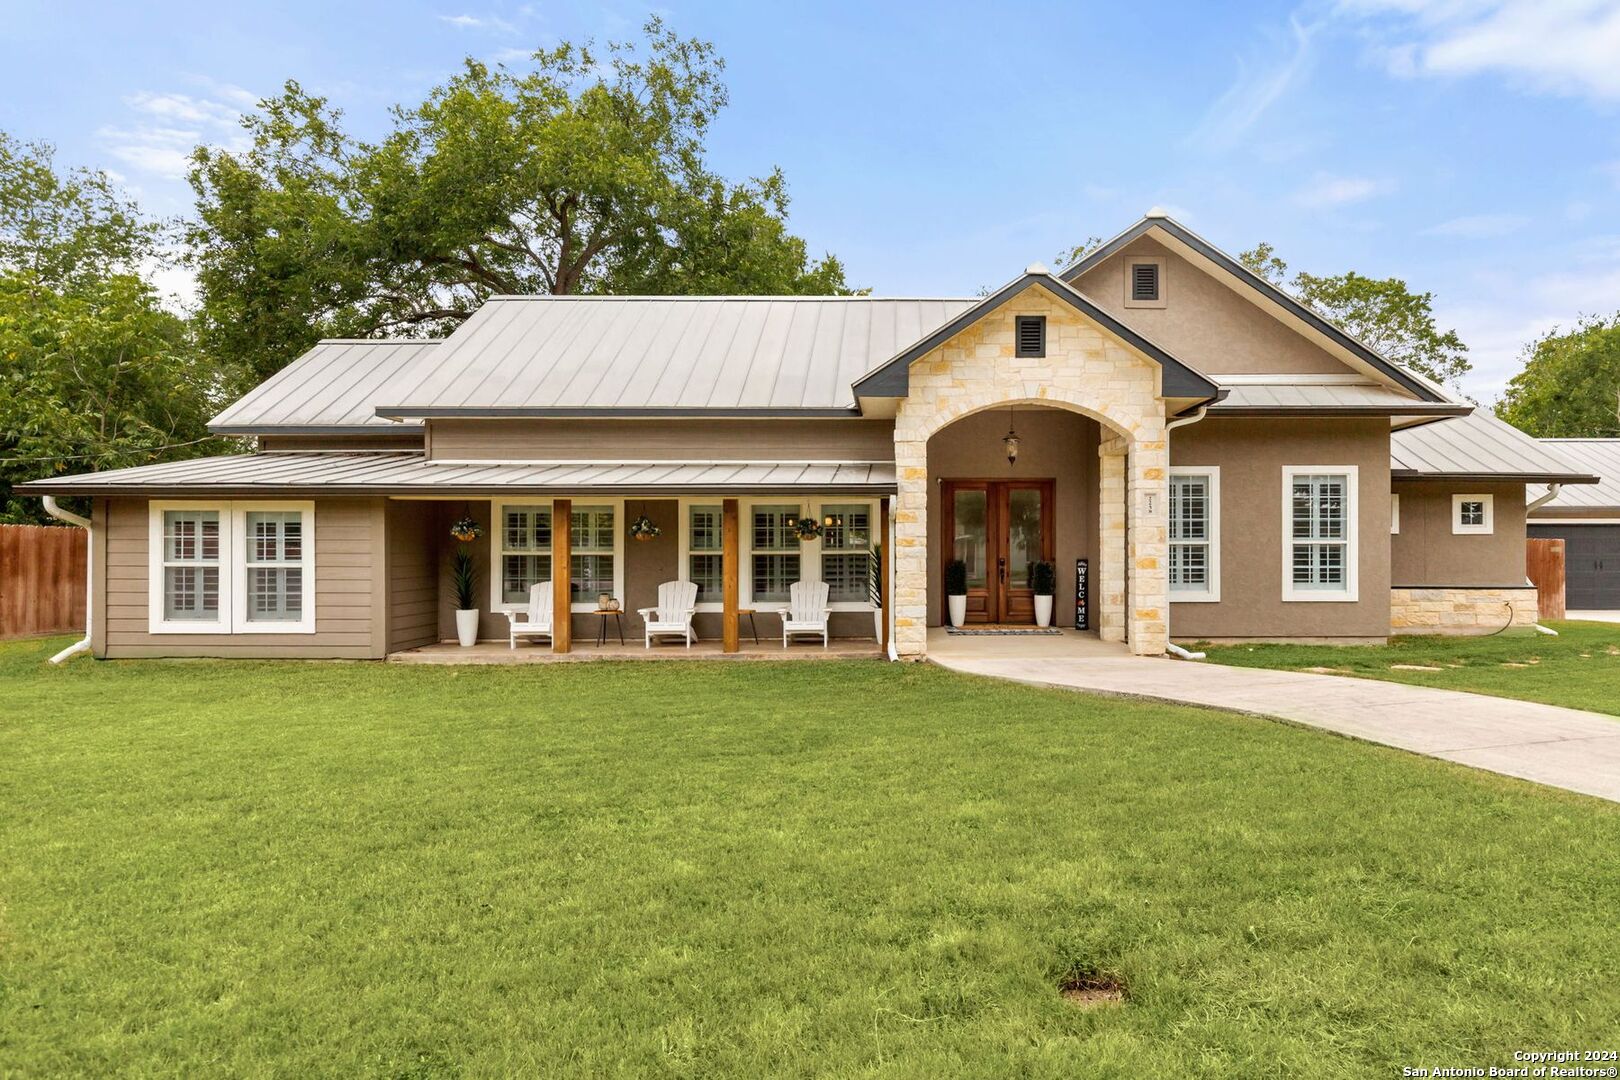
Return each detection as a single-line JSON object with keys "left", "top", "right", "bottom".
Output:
{"left": 1002, "top": 406, "right": 1021, "bottom": 466}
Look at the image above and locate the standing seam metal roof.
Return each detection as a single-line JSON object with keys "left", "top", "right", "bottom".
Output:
{"left": 1529, "top": 440, "right": 1620, "bottom": 510}
{"left": 209, "top": 340, "right": 443, "bottom": 432}
{"left": 1390, "top": 412, "right": 1597, "bottom": 481}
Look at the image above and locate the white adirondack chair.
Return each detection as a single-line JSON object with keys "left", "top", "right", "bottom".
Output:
{"left": 505, "top": 581, "right": 554, "bottom": 649}
{"left": 639, "top": 580, "right": 699, "bottom": 648}
{"left": 777, "top": 580, "right": 831, "bottom": 648}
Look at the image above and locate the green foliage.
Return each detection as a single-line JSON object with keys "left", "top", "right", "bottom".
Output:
{"left": 1238, "top": 242, "right": 1471, "bottom": 389}
{"left": 1029, "top": 559, "right": 1056, "bottom": 596}
{"left": 450, "top": 545, "right": 477, "bottom": 610}
{"left": 188, "top": 18, "right": 851, "bottom": 384}
{"left": 1496, "top": 315, "right": 1620, "bottom": 437}
{"left": 1052, "top": 235, "right": 1104, "bottom": 270}
{"left": 944, "top": 558, "right": 968, "bottom": 595}
{"left": 4, "top": 639, "right": 1620, "bottom": 1074}
{"left": 867, "top": 542, "right": 883, "bottom": 608}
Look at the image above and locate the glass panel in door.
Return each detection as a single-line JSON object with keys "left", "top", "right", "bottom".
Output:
{"left": 952, "top": 489, "right": 988, "bottom": 589}
{"left": 1007, "top": 488, "right": 1043, "bottom": 590}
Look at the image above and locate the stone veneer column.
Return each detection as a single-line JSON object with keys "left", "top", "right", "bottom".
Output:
{"left": 1097, "top": 435, "right": 1128, "bottom": 643}
{"left": 1125, "top": 430, "right": 1169, "bottom": 655}
{"left": 892, "top": 428, "right": 930, "bottom": 659}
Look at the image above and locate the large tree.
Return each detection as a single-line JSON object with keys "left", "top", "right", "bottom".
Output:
{"left": 0, "top": 135, "right": 225, "bottom": 523}
{"left": 1238, "top": 242, "right": 1471, "bottom": 390}
{"left": 1496, "top": 316, "right": 1620, "bottom": 437}
{"left": 189, "top": 18, "right": 850, "bottom": 384}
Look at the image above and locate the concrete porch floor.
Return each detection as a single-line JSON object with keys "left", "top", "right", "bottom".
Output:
{"left": 925, "top": 626, "right": 1129, "bottom": 661}
{"left": 390, "top": 637, "right": 886, "bottom": 663}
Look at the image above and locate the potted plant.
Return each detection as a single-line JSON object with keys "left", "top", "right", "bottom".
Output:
{"left": 1030, "top": 559, "right": 1056, "bottom": 628}
{"left": 945, "top": 558, "right": 968, "bottom": 628}
{"left": 448, "top": 516, "right": 482, "bottom": 647}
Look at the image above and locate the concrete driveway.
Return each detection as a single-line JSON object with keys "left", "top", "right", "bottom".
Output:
{"left": 930, "top": 644, "right": 1620, "bottom": 803}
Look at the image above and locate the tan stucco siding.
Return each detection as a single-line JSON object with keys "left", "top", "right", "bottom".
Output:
{"left": 427, "top": 418, "right": 896, "bottom": 462}
{"left": 1071, "top": 237, "right": 1356, "bottom": 376}
{"left": 101, "top": 496, "right": 384, "bottom": 659}
{"left": 924, "top": 408, "right": 1101, "bottom": 627}
{"left": 387, "top": 500, "right": 439, "bottom": 651}
{"left": 1391, "top": 480, "right": 1528, "bottom": 587}
{"left": 1169, "top": 418, "right": 1392, "bottom": 640}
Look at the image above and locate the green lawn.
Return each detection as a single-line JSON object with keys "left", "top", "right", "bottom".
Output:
{"left": 1196, "top": 620, "right": 1620, "bottom": 717}
{"left": 2, "top": 637, "right": 1618, "bottom": 1077}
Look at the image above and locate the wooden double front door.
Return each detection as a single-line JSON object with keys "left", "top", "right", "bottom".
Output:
{"left": 942, "top": 479, "right": 1055, "bottom": 624}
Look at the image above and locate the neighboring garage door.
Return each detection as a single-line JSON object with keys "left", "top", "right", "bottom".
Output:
{"left": 1529, "top": 524, "right": 1620, "bottom": 609}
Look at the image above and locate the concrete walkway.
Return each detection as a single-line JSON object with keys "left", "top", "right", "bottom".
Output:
{"left": 930, "top": 644, "right": 1620, "bottom": 803}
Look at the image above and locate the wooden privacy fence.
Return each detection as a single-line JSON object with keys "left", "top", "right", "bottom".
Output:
{"left": 1526, "top": 537, "right": 1566, "bottom": 622}
{"left": 0, "top": 524, "right": 87, "bottom": 639}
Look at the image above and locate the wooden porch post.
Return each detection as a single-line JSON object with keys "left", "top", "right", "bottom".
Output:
{"left": 552, "top": 497, "right": 571, "bottom": 653}
{"left": 722, "top": 498, "right": 740, "bottom": 653}
{"left": 880, "top": 496, "right": 891, "bottom": 650}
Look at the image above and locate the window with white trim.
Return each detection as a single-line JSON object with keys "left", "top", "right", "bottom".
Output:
{"left": 149, "top": 501, "right": 315, "bottom": 633}
{"left": 1283, "top": 468, "right": 1358, "bottom": 602}
{"left": 1168, "top": 467, "right": 1219, "bottom": 601}
{"left": 499, "top": 504, "right": 552, "bottom": 604}
{"left": 162, "top": 508, "right": 222, "bottom": 623}
{"left": 1452, "top": 494, "right": 1493, "bottom": 535}
{"left": 569, "top": 505, "right": 616, "bottom": 603}
{"left": 687, "top": 504, "right": 723, "bottom": 604}
{"left": 819, "top": 503, "right": 872, "bottom": 604}
{"left": 750, "top": 504, "right": 801, "bottom": 605}
{"left": 243, "top": 511, "right": 304, "bottom": 624}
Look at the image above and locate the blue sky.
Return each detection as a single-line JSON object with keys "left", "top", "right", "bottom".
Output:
{"left": 4, "top": 0, "right": 1619, "bottom": 402}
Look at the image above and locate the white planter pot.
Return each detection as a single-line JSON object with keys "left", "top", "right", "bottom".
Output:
{"left": 455, "top": 608, "right": 479, "bottom": 647}
{"left": 947, "top": 594, "right": 967, "bottom": 628}
{"left": 1034, "top": 594, "right": 1054, "bottom": 628}
{"left": 873, "top": 607, "right": 884, "bottom": 641}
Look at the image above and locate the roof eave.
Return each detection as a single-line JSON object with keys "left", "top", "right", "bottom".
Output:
{"left": 1213, "top": 404, "right": 1473, "bottom": 418}
{"left": 374, "top": 406, "right": 866, "bottom": 421}
{"left": 1391, "top": 470, "right": 1602, "bottom": 485}
{"left": 209, "top": 423, "right": 426, "bottom": 436}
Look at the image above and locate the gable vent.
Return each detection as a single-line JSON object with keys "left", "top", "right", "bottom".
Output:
{"left": 1131, "top": 262, "right": 1160, "bottom": 302}
{"left": 1015, "top": 315, "right": 1046, "bottom": 358}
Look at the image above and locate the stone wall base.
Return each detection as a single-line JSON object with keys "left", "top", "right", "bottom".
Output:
{"left": 1390, "top": 586, "right": 1539, "bottom": 636}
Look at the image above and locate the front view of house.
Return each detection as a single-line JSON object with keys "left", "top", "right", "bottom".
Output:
{"left": 24, "top": 212, "right": 1599, "bottom": 660}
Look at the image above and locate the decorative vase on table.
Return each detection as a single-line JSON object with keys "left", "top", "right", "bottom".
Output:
{"left": 448, "top": 516, "right": 483, "bottom": 647}
{"left": 945, "top": 558, "right": 969, "bottom": 628}
{"left": 1031, "top": 560, "right": 1056, "bottom": 628}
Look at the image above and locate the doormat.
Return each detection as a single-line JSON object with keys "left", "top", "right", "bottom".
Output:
{"left": 943, "top": 626, "right": 1064, "bottom": 636}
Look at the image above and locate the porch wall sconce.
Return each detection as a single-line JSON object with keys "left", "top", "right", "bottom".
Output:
{"left": 1002, "top": 407, "right": 1021, "bottom": 466}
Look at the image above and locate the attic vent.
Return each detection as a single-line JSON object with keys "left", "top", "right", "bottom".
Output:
{"left": 1015, "top": 316, "right": 1046, "bottom": 358}
{"left": 1131, "top": 262, "right": 1160, "bottom": 302}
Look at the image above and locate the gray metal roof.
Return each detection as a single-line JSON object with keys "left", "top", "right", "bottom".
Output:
{"left": 209, "top": 340, "right": 443, "bottom": 434}
{"left": 377, "top": 296, "right": 978, "bottom": 417}
{"left": 1529, "top": 440, "right": 1620, "bottom": 511}
{"left": 1390, "top": 412, "right": 1598, "bottom": 482}
{"left": 1212, "top": 381, "right": 1465, "bottom": 415}
{"left": 18, "top": 453, "right": 897, "bottom": 497}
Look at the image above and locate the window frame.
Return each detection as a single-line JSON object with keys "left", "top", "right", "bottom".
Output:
{"left": 1123, "top": 255, "right": 1167, "bottom": 309}
{"left": 1451, "top": 493, "right": 1494, "bottom": 535}
{"left": 716, "top": 497, "right": 879, "bottom": 612}
{"left": 677, "top": 500, "right": 727, "bottom": 612}
{"left": 1281, "top": 466, "right": 1359, "bottom": 603}
{"left": 147, "top": 499, "right": 317, "bottom": 635}
{"left": 1168, "top": 466, "right": 1220, "bottom": 603}
{"left": 489, "top": 497, "right": 624, "bottom": 615}
{"left": 492, "top": 501, "right": 554, "bottom": 610}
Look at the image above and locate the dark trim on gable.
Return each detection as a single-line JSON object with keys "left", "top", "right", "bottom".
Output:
{"left": 374, "top": 406, "right": 865, "bottom": 420}
{"left": 1059, "top": 217, "right": 1448, "bottom": 403}
{"left": 851, "top": 273, "right": 1219, "bottom": 402}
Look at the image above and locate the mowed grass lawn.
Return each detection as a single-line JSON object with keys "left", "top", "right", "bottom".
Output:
{"left": 1198, "top": 619, "right": 1620, "bottom": 717}
{"left": 3, "top": 638, "right": 1619, "bottom": 1077}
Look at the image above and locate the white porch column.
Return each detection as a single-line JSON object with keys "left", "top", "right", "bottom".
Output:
{"left": 1097, "top": 435, "right": 1128, "bottom": 643}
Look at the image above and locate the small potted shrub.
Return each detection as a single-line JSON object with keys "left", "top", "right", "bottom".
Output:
{"left": 1030, "top": 559, "right": 1056, "bottom": 628}
{"left": 945, "top": 558, "right": 968, "bottom": 628}
{"left": 448, "top": 516, "right": 482, "bottom": 647}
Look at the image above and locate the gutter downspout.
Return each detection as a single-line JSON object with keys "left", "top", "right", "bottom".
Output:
{"left": 1525, "top": 484, "right": 1564, "bottom": 636}
{"left": 42, "top": 496, "right": 93, "bottom": 663}
{"left": 1160, "top": 405, "right": 1212, "bottom": 661}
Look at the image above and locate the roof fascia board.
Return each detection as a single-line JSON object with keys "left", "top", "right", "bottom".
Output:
{"left": 374, "top": 406, "right": 866, "bottom": 420}
{"left": 19, "top": 481, "right": 900, "bottom": 498}
{"left": 1391, "top": 470, "right": 1601, "bottom": 484}
{"left": 1060, "top": 217, "right": 1447, "bottom": 403}
{"left": 210, "top": 424, "right": 426, "bottom": 436}
{"left": 1211, "top": 404, "right": 1472, "bottom": 418}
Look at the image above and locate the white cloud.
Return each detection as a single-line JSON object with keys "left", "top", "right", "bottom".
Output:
{"left": 439, "top": 13, "right": 517, "bottom": 33}
{"left": 1341, "top": 0, "right": 1620, "bottom": 102}
{"left": 1293, "top": 173, "right": 1390, "bottom": 208}
{"left": 1191, "top": 16, "right": 1315, "bottom": 149}
{"left": 1422, "top": 213, "right": 1530, "bottom": 237}
{"left": 99, "top": 86, "right": 254, "bottom": 182}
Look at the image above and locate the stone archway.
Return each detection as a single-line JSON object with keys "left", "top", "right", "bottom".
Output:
{"left": 888, "top": 288, "right": 1169, "bottom": 658}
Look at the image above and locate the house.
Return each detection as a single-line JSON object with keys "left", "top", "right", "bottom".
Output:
{"left": 1526, "top": 440, "right": 1620, "bottom": 611}
{"left": 21, "top": 211, "right": 1600, "bottom": 660}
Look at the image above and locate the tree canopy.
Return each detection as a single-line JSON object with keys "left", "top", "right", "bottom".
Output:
{"left": 1496, "top": 316, "right": 1620, "bottom": 437}
{"left": 188, "top": 18, "right": 850, "bottom": 384}
{"left": 1237, "top": 242, "right": 1471, "bottom": 390}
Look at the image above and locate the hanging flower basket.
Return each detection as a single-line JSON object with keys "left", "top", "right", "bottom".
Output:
{"left": 792, "top": 516, "right": 823, "bottom": 541}
{"left": 629, "top": 513, "right": 661, "bottom": 541}
{"left": 449, "top": 516, "right": 483, "bottom": 543}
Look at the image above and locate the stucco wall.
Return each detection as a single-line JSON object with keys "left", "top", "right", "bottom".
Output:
{"left": 1168, "top": 417, "right": 1393, "bottom": 640}
{"left": 923, "top": 408, "right": 1100, "bottom": 626}
{"left": 1070, "top": 236, "right": 1355, "bottom": 377}
{"left": 1391, "top": 480, "right": 1528, "bottom": 587}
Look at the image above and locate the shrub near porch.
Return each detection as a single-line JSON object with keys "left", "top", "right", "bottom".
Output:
{"left": 2, "top": 637, "right": 1618, "bottom": 1076}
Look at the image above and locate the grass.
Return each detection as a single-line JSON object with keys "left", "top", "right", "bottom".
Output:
{"left": 2, "top": 636, "right": 1618, "bottom": 1077}
{"left": 1196, "top": 619, "right": 1620, "bottom": 717}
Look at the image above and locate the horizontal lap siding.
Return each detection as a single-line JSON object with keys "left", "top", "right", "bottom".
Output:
{"left": 427, "top": 418, "right": 896, "bottom": 462}
{"left": 102, "top": 497, "right": 381, "bottom": 659}
{"left": 388, "top": 501, "right": 439, "bottom": 651}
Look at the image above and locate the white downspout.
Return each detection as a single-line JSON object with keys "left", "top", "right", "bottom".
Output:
{"left": 1161, "top": 405, "right": 1212, "bottom": 660}
{"left": 42, "top": 496, "right": 93, "bottom": 663}
{"left": 886, "top": 494, "right": 898, "bottom": 661}
{"left": 1525, "top": 483, "right": 1564, "bottom": 635}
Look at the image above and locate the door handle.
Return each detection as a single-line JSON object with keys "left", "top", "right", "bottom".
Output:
{"left": 998, "top": 557, "right": 1007, "bottom": 584}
